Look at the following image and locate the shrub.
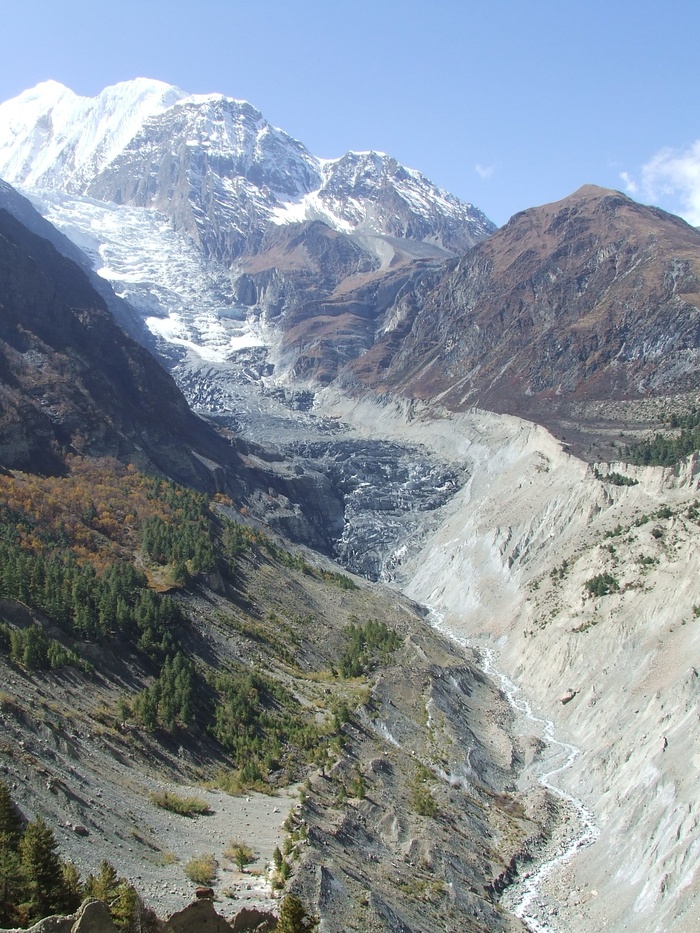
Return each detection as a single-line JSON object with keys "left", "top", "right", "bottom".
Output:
{"left": 409, "top": 764, "right": 438, "bottom": 818}
{"left": 184, "top": 853, "right": 217, "bottom": 885}
{"left": 149, "top": 790, "right": 211, "bottom": 817}
{"left": 349, "top": 769, "right": 366, "bottom": 799}
{"left": 225, "top": 840, "right": 255, "bottom": 871}
{"left": 276, "top": 894, "right": 317, "bottom": 932}
{"left": 584, "top": 573, "right": 619, "bottom": 597}
{"left": 550, "top": 559, "right": 570, "bottom": 580}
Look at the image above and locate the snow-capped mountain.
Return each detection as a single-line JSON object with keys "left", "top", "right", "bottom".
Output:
{"left": 274, "top": 150, "right": 492, "bottom": 260}
{"left": 0, "top": 78, "right": 495, "bottom": 395}
{"left": 0, "top": 79, "right": 185, "bottom": 192}
{"left": 0, "top": 79, "right": 493, "bottom": 259}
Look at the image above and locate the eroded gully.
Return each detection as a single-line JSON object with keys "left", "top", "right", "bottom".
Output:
{"left": 430, "top": 614, "right": 599, "bottom": 933}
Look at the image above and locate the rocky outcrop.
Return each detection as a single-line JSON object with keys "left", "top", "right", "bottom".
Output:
{"left": 0, "top": 899, "right": 277, "bottom": 933}
{"left": 229, "top": 908, "right": 276, "bottom": 933}
{"left": 1, "top": 900, "right": 116, "bottom": 933}
{"left": 163, "top": 899, "right": 245, "bottom": 933}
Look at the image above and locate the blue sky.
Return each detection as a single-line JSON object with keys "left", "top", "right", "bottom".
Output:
{"left": 2, "top": 0, "right": 699, "bottom": 227}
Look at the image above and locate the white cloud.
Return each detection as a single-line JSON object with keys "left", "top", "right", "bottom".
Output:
{"left": 624, "top": 140, "right": 700, "bottom": 226}
{"left": 619, "top": 171, "right": 638, "bottom": 195}
{"left": 475, "top": 163, "right": 494, "bottom": 180}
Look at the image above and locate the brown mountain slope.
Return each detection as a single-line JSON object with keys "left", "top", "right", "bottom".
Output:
{"left": 231, "top": 220, "right": 448, "bottom": 385}
{"left": 342, "top": 186, "right": 700, "bottom": 456}
{"left": 0, "top": 207, "right": 238, "bottom": 484}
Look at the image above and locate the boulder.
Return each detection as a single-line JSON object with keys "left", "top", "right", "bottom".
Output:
{"left": 230, "top": 907, "right": 277, "bottom": 932}
{"left": 71, "top": 900, "right": 118, "bottom": 933}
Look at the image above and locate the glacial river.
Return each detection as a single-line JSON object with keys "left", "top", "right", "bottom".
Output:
{"left": 478, "top": 646, "right": 599, "bottom": 932}
{"left": 430, "top": 609, "right": 599, "bottom": 933}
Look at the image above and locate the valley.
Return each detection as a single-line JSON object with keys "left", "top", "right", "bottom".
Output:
{"left": 4, "top": 374, "right": 695, "bottom": 932}
{"left": 0, "top": 458, "right": 543, "bottom": 932}
{"left": 0, "top": 77, "right": 698, "bottom": 933}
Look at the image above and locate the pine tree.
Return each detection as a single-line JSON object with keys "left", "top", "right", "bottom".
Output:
{"left": 0, "top": 842, "right": 22, "bottom": 927}
{"left": 85, "top": 861, "right": 139, "bottom": 931}
{"left": 85, "top": 858, "right": 119, "bottom": 903}
{"left": 0, "top": 781, "right": 23, "bottom": 925}
{"left": 109, "top": 881, "right": 139, "bottom": 931}
{"left": 0, "top": 781, "right": 23, "bottom": 846}
{"left": 60, "top": 861, "right": 83, "bottom": 913}
{"left": 19, "top": 817, "right": 68, "bottom": 922}
{"left": 276, "top": 893, "right": 317, "bottom": 933}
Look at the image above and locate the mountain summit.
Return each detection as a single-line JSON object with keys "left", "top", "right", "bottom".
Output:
{"left": 0, "top": 79, "right": 185, "bottom": 191}
{"left": 344, "top": 184, "right": 700, "bottom": 455}
{"left": 0, "top": 79, "right": 493, "bottom": 263}
{"left": 0, "top": 79, "right": 495, "bottom": 396}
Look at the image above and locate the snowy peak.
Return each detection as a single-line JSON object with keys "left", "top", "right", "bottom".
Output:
{"left": 315, "top": 150, "right": 494, "bottom": 246}
{"left": 0, "top": 78, "right": 494, "bottom": 260}
{"left": 0, "top": 78, "right": 186, "bottom": 190}
{"left": 270, "top": 149, "right": 494, "bottom": 253}
{"left": 321, "top": 150, "right": 407, "bottom": 195}
{"left": 146, "top": 92, "right": 322, "bottom": 199}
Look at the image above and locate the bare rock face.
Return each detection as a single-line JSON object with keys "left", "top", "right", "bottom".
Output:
{"left": 229, "top": 907, "right": 277, "bottom": 933}
{"left": 161, "top": 900, "right": 276, "bottom": 933}
{"left": 69, "top": 901, "right": 118, "bottom": 933}
{"left": 83, "top": 95, "right": 321, "bottom": 265}
{"left": 3, "top": 918, "right": 74, "bottom": 933}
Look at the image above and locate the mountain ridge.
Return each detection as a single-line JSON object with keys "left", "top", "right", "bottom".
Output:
{"left": 340, "top": 183, "right": 700, "bottom": 457}
{"left": 0, "top": 79, "right": 495, "bottom": 406}
{"left": 0, "top": 79, "right": 494, "bottom": 261}
{"left": 0, "top": 205, "right": 236, "bottom": 485}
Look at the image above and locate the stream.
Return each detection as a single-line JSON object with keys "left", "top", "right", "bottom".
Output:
{"left": 428, "top": 607, "right": 599, "bottom": 933}
{"left": 479, "top": 645, "right": 599, "bottom": 932}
